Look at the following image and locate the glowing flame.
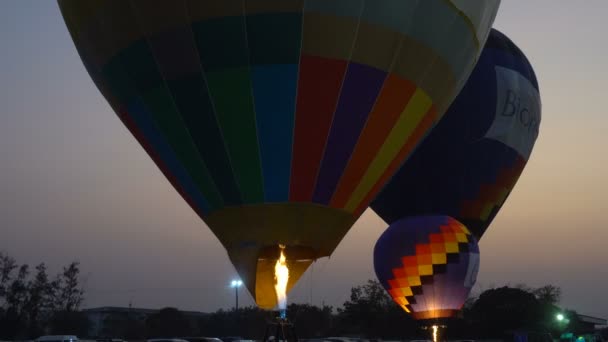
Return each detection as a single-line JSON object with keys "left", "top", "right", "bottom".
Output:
{"left": 432, "top": 325, "right": 438, "bottom": 342}
{"left": 274, "top": 245, "right": 289, "bottom": 312}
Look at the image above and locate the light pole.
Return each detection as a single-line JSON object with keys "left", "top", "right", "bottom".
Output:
{"left": 231, "top": 279, "right": 243, "bottom": 311}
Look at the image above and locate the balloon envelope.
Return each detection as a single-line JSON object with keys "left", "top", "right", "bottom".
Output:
{"left": 371, "top": 28, "right": 541, "bottom": 239}
{"left": 59, "top": 0, "right": 499, "bottom": 308}
{"left": 374, "top": 216, "right": 480, "bottom": 320}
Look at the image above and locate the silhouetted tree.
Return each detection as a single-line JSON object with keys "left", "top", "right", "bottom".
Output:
{"left": 55, "top": 262, "right": 84, "bottom": 312}
{"left": 0, "top": 253, "right": 17, "bottom": 303}
{"left": 534, "top": 285, "right": 561, "bottom": 305}
{"left": 1, "top": 264, "right": 29, "bottom": 338}
{"left": 47, "top": 262, "right": 88, "bottom": 337}
{"left": 468, "top": 286, "right": 545, "bottom": 337}
{"left": 286, "top": 303, "right": 334, "bottom": 338}
{"left": 235, "top": 306, "right": 271, "bottom": 338}
{"left": 0, "top": 253, "right": 21, "bottom": 338}
{"left": 0, "top": 252, "right": 87, "bottom": 338}
{"left": 24, "top": 263, "right": 56, "bottom": 336}
{"left": 336, "top": 279, "right": 419, "bottom": 339}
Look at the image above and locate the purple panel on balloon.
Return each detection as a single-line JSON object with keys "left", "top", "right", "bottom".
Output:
{"left": 312, "top": 62, "right": 386, "bottom": 204}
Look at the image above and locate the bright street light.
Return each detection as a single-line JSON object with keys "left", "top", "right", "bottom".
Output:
{"left": 556, "top": 313, "right": 565, "bottom": 321}
{"left": 230, "top": 279, "right": 242, "bottom": 310}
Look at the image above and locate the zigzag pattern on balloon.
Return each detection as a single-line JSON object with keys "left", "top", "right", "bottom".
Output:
{"left": 386, "top": 220, "right": 472, "bottom": 313}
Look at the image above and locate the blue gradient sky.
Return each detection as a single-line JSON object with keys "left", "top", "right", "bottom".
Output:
{"left": 1, "top": 1, "right": 607, "bottom": 318}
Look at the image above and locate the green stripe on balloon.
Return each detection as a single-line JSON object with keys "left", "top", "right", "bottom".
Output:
{"left": 206, "top": 69, "right": 264, "bottom": 205}
{"left": 141, "top": 86, "right": 223, "bottom": 210}
{"left": 164, "top": 76, "right": 243, "bottom": 206}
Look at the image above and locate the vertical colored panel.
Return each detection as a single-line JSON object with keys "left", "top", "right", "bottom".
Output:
{"left": 191, "top": 15, "right": 264, "bottom": 204}
{"left": 330, "top": 75, "right": 416, "bottom": 208}
{"left": 84, "top": 0, "right": 143, "bottom": 68}
{"left": 125, "top": 100, "right": 210, "bottom": 215}
{"left": 117, "top": 110, "right": 207, "bottom": 219}
{"left": 206, "top": 69, "right": 264, "bottom": 204}
{"left": 449, "top": 0, "right": 501, "bottom": 38}
{"left": 353, "top": 106, "right": 438, "bottom": 216}
{"left": 300, "top": 12, "right": 360, "bottom": 61}
{"left": 191, "top": 17, "right": 250, "bottom": 70}
{"left": 349, "top": 21, "right": 402, "bottom": 72}
{"left": 141, "top": 87, "right": 224, "bottom": 209}
{"left": 245, "top": 12, "right": 302, "bottom": 201}
{"left": 165, "top": 77, "right": 242, "bottom": 205}
{"left": 129, "top": 1, "right": 189, "bottom": 38}
{"left": 313, "top": 63, "right": 386, "bottom": 205}
{"left": 143, "top": 28, "right": 201, "bottom": 78}
{"left": 409, "top": 0, "right": 469, "bottom": 74}
{"left": 102, "top": 57, "right": 138, "bottom": 104}
{"left": 86, "top": 15, "right": 210, "bottom": 217}
{"left": 360, "top": 0, "right": 417, "bottom": 33}
{"left": 303, "top": 0, "right": 364, "bottom": 18}
{"left": 346, "top": 89, "right": 435, "bottom": 212}
{"left": 115, "top": 40, "right": 164, "bottom": 95}
{"left": 140, "top": 20, "right": 243, "bottom": 206}
{"left": 246, "top": 13, "right": 302, "bottom": 65}
{"left": 251, "top": 65, "right": 298, "bottom": 201}
{"left": 289, "top": 55, "right": 348, "bottom": 202}
{"left": 245, "top": 0, "right": 304, "bottom": 14}
{"left": 186, "top": 0, "right": 244, "bottom": 21}
{"left": 102, "top": 39, "right": 223, "bottom": 210}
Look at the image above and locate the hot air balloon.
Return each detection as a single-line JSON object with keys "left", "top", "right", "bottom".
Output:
{"left": 374, "top": 216, "right": 480, "bottom": 321}
{"left": 371, "top": 28, "right": 541, "bottom": 239}
{"left": 58, "top": 0, "right": 500, "bottom": 309}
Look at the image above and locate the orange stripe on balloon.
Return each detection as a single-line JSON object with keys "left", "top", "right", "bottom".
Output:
{"left": 352, "top": 106, "right": 438, "bottom": 216}
{"left": 329, "top": 74, "right": 416, "bottom": 208}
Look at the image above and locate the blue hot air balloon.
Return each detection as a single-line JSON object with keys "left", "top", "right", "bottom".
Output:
{"left": 371, "top": 29, "right": 541, "bottom": 239}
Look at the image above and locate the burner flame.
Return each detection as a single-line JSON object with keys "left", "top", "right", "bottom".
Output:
{"left": 274, "top": 245, "right": 289, "bottom": 313}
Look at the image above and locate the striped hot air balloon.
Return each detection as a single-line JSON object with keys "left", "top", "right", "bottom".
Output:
{"left": 58, "top": 0, "right": 500, "bottom": 308}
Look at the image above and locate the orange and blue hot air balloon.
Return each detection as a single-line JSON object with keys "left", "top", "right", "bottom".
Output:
{"left": 58, "top": 0, "right": 500, "bottom": 308}
{"left": 371, "top": 29, "right": 541, "bottom": 240}
{"left": 374, "top": 215, "right": 480, "bottom": 320}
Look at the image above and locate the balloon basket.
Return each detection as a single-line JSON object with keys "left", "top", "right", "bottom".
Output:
{"left": 262, "top": 311, "right": 298, "bottom": 342}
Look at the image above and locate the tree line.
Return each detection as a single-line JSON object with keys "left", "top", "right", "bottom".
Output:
{"left": 99, "top": 280, "right": 603, "bottom": 340}
{"left": 1, "top": 251, "right": 606, "bottom": 340}
{"left": 0, "top": 252, "right": 88, "bottom": 338}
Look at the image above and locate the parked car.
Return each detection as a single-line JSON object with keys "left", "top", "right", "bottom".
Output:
{"left": 36, "top": 336, "right": 79, "bottom": 342}
{"left": 182, "top": 337, "right": 223, "bottom": 342}
{"left": 219, "top": 337, "right": 247, "bottom": 342}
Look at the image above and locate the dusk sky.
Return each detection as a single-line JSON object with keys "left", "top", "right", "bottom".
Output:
{"left": 1, "top": 1, "right": 607, "bottom": 319}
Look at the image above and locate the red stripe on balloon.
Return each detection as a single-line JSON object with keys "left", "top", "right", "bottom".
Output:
{"left": 289, "top": 54, "right": 348, "bottom": 202}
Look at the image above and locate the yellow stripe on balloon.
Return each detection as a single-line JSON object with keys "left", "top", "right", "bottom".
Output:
{"left": 344, "top": 88, "right": 433, "bottom": 212}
